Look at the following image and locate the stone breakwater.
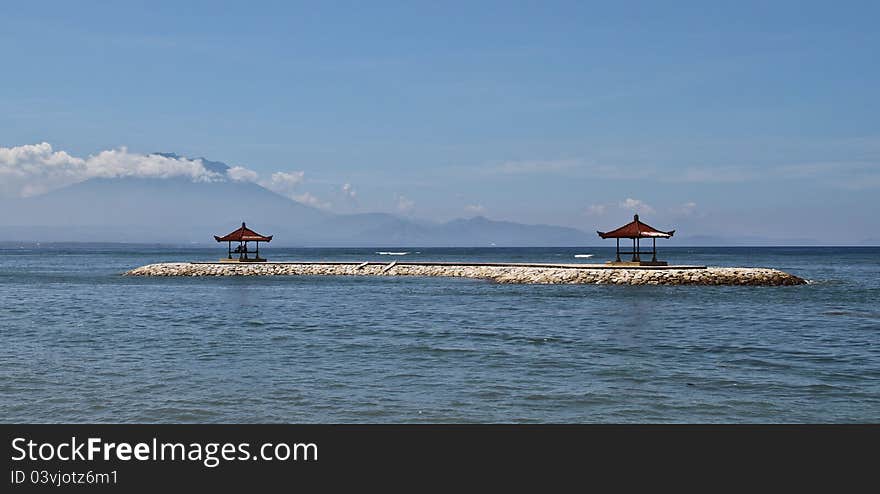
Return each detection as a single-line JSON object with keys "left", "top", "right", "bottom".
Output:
{"left": 125, "top": 262, "right": 806, "bottom": 286}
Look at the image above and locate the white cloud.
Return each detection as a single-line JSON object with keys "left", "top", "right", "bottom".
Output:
{"left": 678, "top": 201, "right": 698, "bottom": 215}
{"left": 87, "top": 148, "right": 218, "bottom": 182}
{"left": 465, "top": 204, "right": 486, "bottom": 215}
{"left": 342, "top": 182, "right": 356, "bottom": 198}
{"left": 0, "top": 143, "right": 85, "bottom": 197}
{"left": 585, "top": 204, "right": 607, "bottom": 216}
{"left": 0, "top": 142, "right": 221, "bottom": 197}
{"left": 588, "top": 200, "right": 661, "bottom": 217}
{"left": 665, "top": 162, "right": 880, "bottom": 184}
{"left": 667, "top": 201, "right": 708, "bottom": 219}
{"left": 226, "top": 166, "right": 259, "bottom": 182}
{"left": 293, "top": 191, "right": 332, "bottom": 209}
{"left": 619, "top": 198, "right": 655, "bottom": 214}
{"left": 266, "top": 171, "right": 305, "bottom": 193}
{"left": 0, "top": 142, "right": 347, "bottom": 213}
{"left": 397, "top": 195, "right": 415, "bottom": 213}
{"left": 262, "top": 171, "right": 331, "bottom": 209}
{"left": 478, "top": 153, "right": 880, "bottom": 188}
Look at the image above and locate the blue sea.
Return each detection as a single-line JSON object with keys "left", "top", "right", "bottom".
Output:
{"left": 1, "top": 246, "right": 878, "bottom": 423}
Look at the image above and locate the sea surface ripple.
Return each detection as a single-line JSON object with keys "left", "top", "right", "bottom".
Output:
{"left": 1, "top": 246, "right": 878, "bottom": 423}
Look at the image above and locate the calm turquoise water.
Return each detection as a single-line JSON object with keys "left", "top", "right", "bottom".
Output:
{"left": 1, "top": 246, "right": 878, "bottom": 423}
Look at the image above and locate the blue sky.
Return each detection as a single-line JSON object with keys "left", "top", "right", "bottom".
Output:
{"left": 2, "top": 1, "right": 878, "bottom": 242}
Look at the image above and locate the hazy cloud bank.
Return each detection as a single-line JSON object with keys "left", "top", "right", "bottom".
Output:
{"left": 0, "top": 142, "right": 221, "bottom": 197}
{"left": 585, "top": 198, "right": 699, "bottom": 219}
{"left": 0, "top": 143, "right": 335, "bottom": 209}
{"left": 481, "top": 157, "right": 880, "bottom": 187}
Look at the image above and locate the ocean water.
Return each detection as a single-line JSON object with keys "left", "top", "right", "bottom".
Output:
{"left": 1, "top": 246, "right": 878, "bottom": 423}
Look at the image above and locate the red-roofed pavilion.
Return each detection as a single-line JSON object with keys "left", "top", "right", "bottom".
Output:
{"left": 597, "top": 214, "right": 674, "bottom": 264}
{"left": 215, "top": 222, "right": 272, "bottom": 262}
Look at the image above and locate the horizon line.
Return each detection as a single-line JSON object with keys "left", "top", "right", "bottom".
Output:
{"left": 1, "top": 241, "right": 878, "bottom": 248}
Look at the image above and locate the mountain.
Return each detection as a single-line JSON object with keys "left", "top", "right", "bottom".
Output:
{"left": 300, "top": 214, "right": 592, "bottom": 246}
{"left": 0, "top": 177, "right": 330, "bottom": 244}
{"left": 434, "top": 216, "right": 589, "bottom": 246}
{"left": 0, "top": 151, "right": 599, "bottom": 245}
{"left": 0, "top": 179, "right": 594, "bottom": 246}
{"left": 304, "top": 212, "right": 435, "bottom": 245}
{"left": 151, "top": 152, "right": 230, "bottom": 174}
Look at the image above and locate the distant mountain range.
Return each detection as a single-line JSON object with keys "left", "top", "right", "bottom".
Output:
{"left": 0, "top": 154, "right": 595, "bottom": 246}
{"left": 6, "top": 154, "right": 873, "bottom": 246}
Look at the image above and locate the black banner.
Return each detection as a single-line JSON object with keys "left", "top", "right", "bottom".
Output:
{"left": 2, "top": 425, "right": 875, "bottom": 491}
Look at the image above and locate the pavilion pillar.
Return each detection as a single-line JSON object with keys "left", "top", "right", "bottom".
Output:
{"left": 652, "top": 238, "right": 657, "bottom": 262}
{"left": 616, "top": 238, "right": 621, "bottom": 262}
{"left": 228, "top": 241, "right": 232, "bottom": 259}
{"left": 632, "top": 238, "right": 638, "bottom": 262}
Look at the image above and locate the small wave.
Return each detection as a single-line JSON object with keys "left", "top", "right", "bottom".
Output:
{"left": 574, "top": 254, "right": 593, "bottom": 258}
{"left": 805, "top": 279, "right": 844, "bottom": 286}
{"left": 376, "top": 251, "right": 410, "bottom": 255}
{"left": 823, "top": 310, "right": 880, "bottom": 319}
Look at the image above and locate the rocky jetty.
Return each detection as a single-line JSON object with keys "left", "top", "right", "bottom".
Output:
{"left": 125, "top": 262, "right": 806, "bottom": 286}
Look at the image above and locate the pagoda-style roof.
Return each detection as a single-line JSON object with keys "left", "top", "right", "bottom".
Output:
{"left": 214, "top": 222, "right": 273, "bottom": 242}
{"left": 597, "top": 214, "right": 674, "bottom": 239}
